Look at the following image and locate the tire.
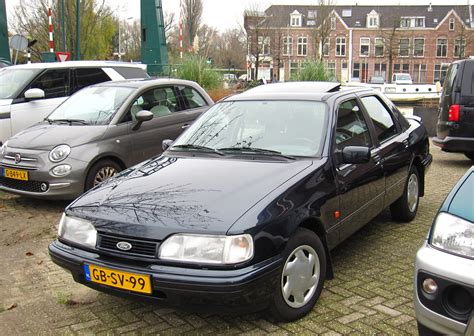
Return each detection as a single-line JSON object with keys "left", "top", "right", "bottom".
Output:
{"left": 85, "top": 159, "right": 121, "bottom": 191}
{"left": 270, "top": 228, "right": 326, "bottom": 322}
{"left": 390, "top": 166, "right": 420, "bottom": 222}
{"left": 464, "top": 152, "right": 474, "bottom": 161}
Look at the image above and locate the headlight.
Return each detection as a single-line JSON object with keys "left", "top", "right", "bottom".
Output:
{"left": 49, "top": 144, "right": 71, "bottom": 162}
{"left": 159, "top": 234, "right": 253, "bottom": 264}
{"left": 430, "top": 212, "right": 474, "bottom": 258}
{"left": 0, "top": 140, "right": 8, "bottom": 156}
{"left": 58, "top": 213, "right": 97, "bottom": 249}
{"left": 50, "top": 164, "right": 72, "bottom": 177}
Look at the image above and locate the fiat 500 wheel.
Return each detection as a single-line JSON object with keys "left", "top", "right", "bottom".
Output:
{"left": 271, "top": 228, "right": 326, "bottom": 322}
{"left": 85, "top": 159, "right": 121, "bottom": 191}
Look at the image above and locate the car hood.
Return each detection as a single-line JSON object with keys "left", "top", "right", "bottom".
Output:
{"left": 0, "top": 99, "right": 12, "bottom": 106}
{"left": 67, "top": 155, "right": 315, "bottom": 240}
{"left": 7, "top": 123, "right": 107, "bottom": 150}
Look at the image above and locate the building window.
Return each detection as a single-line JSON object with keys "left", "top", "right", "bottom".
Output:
{"left": 367, "top": 10, "right": 379, "bottom": 28}
{"left": 308, "top": 10, "right": 317, "bottom": 19}
{"left": 331, "top": 17, "right": 336, "bottom": 30}
{"left": 375, "top": 38, "right": 384, "bottom": 57}
{"left": 342, "top": 9, "right": 352, "bottom": 17}
{"left": 360, "top": 38, "right": 370, "bottom": 56}
{"left": 290, "top": 61, "right": 299, "bottom": 78}
{"left": 454, "top": 38, "right": 465, "bottom": 58}
{"left": 399, "top": 38, "right": 410, "bottom": 56}
{"left": 402, "top": 64, "right": 410, "bottom": 73}
{"left": 436, "top": 38, "right": 448, "bottom": 57}
{"left": 434, "top": 63, "right": 449, "bottom": 83}
{"left": 415, "top": 18, "right": 425, "bottom": 27}
{"left": 336, "top": 37, "right": 346, "bottom": 56}
{"left": 400, "top": 18, "right": 411, "bottom": 28}
{"left": 413, "top": 38, "right": 424, "bottom": 57}
{"left": 352, "top": 63, "right": 360, "bottom": 80}
{"left": 327, "top": 61, "right": 336, "bottom": 80}
{"left": 283, "top": 36, "right": 293, "bottom": 56}
{"left": 307, "top": 20, "right": 316, "bottom": 26}
{"left": 413, "top": 64, "right": 427, "bottom": 83}
{"left": 394, "top": 64, "right": 401, "bottom": 74}
{"left": 374, "top": 63, "right": 387, "bottom": 80}
{"left": 290, "top": 11, "right": 302, "bottom": 27}
{"left": 449, "top": 18, "right": 455, "bottom": 31}
{"left": 297, "top": 36, "right": 307, "bottom": 56}
{"left": 322, "top": 39, "right": 330, "bottom": 56}
{"left": 258, "top": 36, "right": 270, "bottom": 55}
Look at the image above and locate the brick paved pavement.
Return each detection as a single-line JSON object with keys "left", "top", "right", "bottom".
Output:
{"left": 0, "top": 144, "right": 472, "bottom": 335}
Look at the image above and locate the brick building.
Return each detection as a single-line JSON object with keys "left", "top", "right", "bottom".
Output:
{"left": 244, "top": 5, "right": 474, "bottom": 83}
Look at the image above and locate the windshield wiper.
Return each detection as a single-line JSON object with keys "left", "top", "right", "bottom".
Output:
{"left": 218, "top": 147, "right": 296, "bottom": 160}
{"left": 170, "top": 144, "right": 225, "bottom": 156}
{"left": 46, "top": 118, "right": 89, "bottom": 125}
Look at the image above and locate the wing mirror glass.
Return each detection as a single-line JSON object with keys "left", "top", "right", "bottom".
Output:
{"left": 24, "top": 88, "right": 45, "bottom": 100}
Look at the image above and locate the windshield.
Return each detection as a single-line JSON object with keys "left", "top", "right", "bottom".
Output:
{"left": 48, "top": 86, "right": 135, "bottom": 125}
{"left": 0, "top": 68, "right": 41, "bottom": 99}
{"left": 173, "top": 100, "right": 328, "bottom": 157}
{"left": 396, "top": 74, "right": 411, "bottom": 81}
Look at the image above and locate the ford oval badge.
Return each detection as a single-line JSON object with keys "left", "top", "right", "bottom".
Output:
{"left": 116, "top": 241, "right": 132, "bottom": 251}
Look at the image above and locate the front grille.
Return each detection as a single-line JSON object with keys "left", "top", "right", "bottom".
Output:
{"left": 98, "top": 234, "right": 159, "bottom": 258}
{"left": 0, "top": 177, "right": 48, "bottom": 193}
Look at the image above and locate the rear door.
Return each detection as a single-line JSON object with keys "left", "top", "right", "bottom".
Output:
{"left": 333, "top": 97, "right": 385, "bottom": 243}
{"left": 175, "top": 85, "right": 211, "bottom": 129}
{"left": 359, "top": 94, "right": 411, "bottom": 208}
{"left": 71, "top": 68, "right": 111, "bottom": 94}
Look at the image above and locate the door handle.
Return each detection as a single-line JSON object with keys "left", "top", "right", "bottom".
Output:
{"left": 181, "top": 124, "right": 190, "bottom": 129}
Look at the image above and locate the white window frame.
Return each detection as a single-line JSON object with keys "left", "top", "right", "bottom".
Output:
{"left": 258, "top": 36, "right": 271, "bottom": 55}
{"left": 307, "top": 10, "right": 317, "bottom": 19}
{"left": 454, "top": 37, "right": 466, "bottom": 58}
{"left": 360, "top": 37, "right": 370, "bottom": 57}
{"left": 291, "top": 14, "right": 302, "bottom": 27}
{"left": 336, "top": 37, "right": 346, "bottom": 56}
{"left": 449, "top": 18, "right": 455, "bottom": 31}
{"left": 297, "top": 36, "right": 308, "bottom": 56}
{"left": 375, "top": 37, "right": 384, "bottom": 57}
{"left": 413, "top": 38, "right": 425, "bottom": 57}
{"left": 367, "top": 11, "right": 379, "bottom": 28}
{"left": 415, "top": 17, "right": 425, "bottom": 28}
{"left": 399, "top": 38, "right": 410, "bottom": 57}
{"left": 283, "top": 36, "right": 293, "bottom": 56}
{"left": 436, "top": 38, "right": 448, "bottom": 58}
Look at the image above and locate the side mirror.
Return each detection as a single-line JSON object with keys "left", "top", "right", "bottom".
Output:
{"left": 24, "top": 88, "right": 45, "bottom": 100}
{"left": 341, "top": 146, "right": 370, "bottom": 164}
{"left": 132, "top": 110, "right": 153, "bottom": 130}
{"left": 162, "top": 139, "right": 173, "bottom": 151}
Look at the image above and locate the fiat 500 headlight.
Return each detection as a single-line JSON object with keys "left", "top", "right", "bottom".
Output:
{"left": 0, "top": 140, "right": 8, "bottom": 156}
{"left": 159, "top": 234, "right": 253, "bottom": 264}
{"left": 430, "top": 212, "right": 473, "bottom": 258}
{"left": 58, "top": 213, "right": 97, "bottom": 249}
{"left": 49, "top": 144, "right": 71, "bottom": 163}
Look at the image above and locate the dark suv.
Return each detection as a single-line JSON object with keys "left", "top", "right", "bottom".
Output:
{"left": 433, "top": 59, "right": 474, "bottom": 161}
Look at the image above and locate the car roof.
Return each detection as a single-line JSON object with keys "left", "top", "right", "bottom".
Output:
{"left": 89, "top": 77, "right": 205, "bottom": 89}
{"left": 8, "top": 61, "right": 146, "bottom": 70}
{"left": 225, "top": 81, "right": 373, "bottom": 101}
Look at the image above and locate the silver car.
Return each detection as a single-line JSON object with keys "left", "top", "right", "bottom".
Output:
{"left": 0, "top": 78, "right": 213, "bottom": 200}
{"left": 414, "top": 166, "right": 474, "bottom": 335}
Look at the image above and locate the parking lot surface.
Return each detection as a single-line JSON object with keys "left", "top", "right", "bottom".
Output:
{"left": 0, "top": 144, "right": 472, "bottom": 335}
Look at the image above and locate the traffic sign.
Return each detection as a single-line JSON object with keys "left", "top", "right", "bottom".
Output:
{"left": 55, "top": 51, "right": 71, "bottom": 62}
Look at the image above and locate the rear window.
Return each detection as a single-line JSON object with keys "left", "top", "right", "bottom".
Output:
{"left": 112, "top": 67, "right": 149, "bottom": 79}
{"left": 444, "top": 63, "right": 458, "bottom": 95}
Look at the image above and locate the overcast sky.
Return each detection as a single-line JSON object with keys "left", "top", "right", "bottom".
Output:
{"left": 5, "top": 0, "right": 473, "bottom": 33}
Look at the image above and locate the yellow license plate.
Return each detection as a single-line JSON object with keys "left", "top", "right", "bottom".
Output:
{"left": 3, "top": 168, "right": 28, "bottom": 181}
{"left": 83, "top": 264, "right": 152, "bottom": 294}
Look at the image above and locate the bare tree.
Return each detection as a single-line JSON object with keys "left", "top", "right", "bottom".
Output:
{"left": 195, "top": 24, "right": 217, "bottom": 58}
{"left": 164, "top": 11, "right": 175, "bottom": 42}
{"left": 181, "top": 0, "right": 203, "bottom": 51}
{"left": 378, "top": 12, "right": 404, "bottom": 83}
{"left": 311, "top": 0, "right": 335, "bottom": 60}
{"left": 215, "top": 28, "right": 246, "bottom": 70}
{"left": 453, "top": 8, "right": 474, "bottom": 59}
{"left": 244, "top": 5, "right": 272, "bottom": 81}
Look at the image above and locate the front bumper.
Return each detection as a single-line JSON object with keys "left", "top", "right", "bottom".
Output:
{"left": 414, "top": 243, "right": 474, "bottom": 335}
{"left": 49, "top": 240, "right": 282, "bottom": 312}
{"left": 432, "top": 136, "right": 474, "bottom": 153}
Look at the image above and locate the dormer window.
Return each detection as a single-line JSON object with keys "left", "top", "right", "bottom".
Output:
{"left": 367, "top": 10, "right": 379, "bottom": 28}
{"left": 307, "top": 10, "right": 317, "bottom": 19}
{"left": 400, "top": 16, "right": 425, "bottom": 28}
{"left": 290, "top": 10, "right": 302, "bottom": 27}
{"left": 342, "top": 9, "right": 352, "bottom": 17}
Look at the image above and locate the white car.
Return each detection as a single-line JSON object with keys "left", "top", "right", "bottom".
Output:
{"left": 392, "top": 73, "right": 413, "bottom": 85}
{"left": 0, "top": 61, "right": 149, "bottom": 145}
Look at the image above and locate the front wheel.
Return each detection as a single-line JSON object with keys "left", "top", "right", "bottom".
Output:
{"left": 464, "top": 152, "right": 474, "bottom": 161}
{"left": 270, "top": 228, "right": 326, "bottom": 322}
{"left": 85, "top": 159, "right": 121, "bottom": 191}
{"left": 390, "top": 166, "right": 420, "bottom": 222}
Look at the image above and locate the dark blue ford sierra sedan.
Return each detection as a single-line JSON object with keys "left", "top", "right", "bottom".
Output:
{"left": 49, "top": 82, "right": 432, "bottom": 321}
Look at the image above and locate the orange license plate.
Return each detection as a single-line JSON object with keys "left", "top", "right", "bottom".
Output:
{"left": 2, "top": 168, "right": 28, "bottom": 181}
{"left": 83, "top": 264, "right": 152, "bottom": 294}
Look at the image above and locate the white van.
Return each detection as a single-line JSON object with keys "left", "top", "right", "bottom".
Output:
{"left": 392, "top": 73, "right": 413, "bottom": 85}
{"left": 0, "top": 61, "right": 148, "bottom": 144}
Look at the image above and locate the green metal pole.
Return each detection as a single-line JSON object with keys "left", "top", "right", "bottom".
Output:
{"left": 0, "top": 0, "right": 10, "bottom": 63}
{"left": 75, "top": 0, "right": 80, "bottom": 60}
{"left": 61, "top": 0, "right": 66, "bottom": 52}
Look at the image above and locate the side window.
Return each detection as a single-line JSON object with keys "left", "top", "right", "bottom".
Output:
{"left": 30, "top": 69, "right": 70, "bottom": 98}
{"left": 443, "top": 63, "right": 458, "bottom": 96}
{"left": 335, "top": 99, "right": 372, "bottom": 150}
{"left": 361, "top": 96, "right": 398, "bottom": 143}
{"left": 73, "top": 68, "right": 110, "bottom": 93}
{"left": 129, "top": 86, "right": 181, "bottom": 119}
{"left": 177, "top": 85, "right": 208, "bottom": 109}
